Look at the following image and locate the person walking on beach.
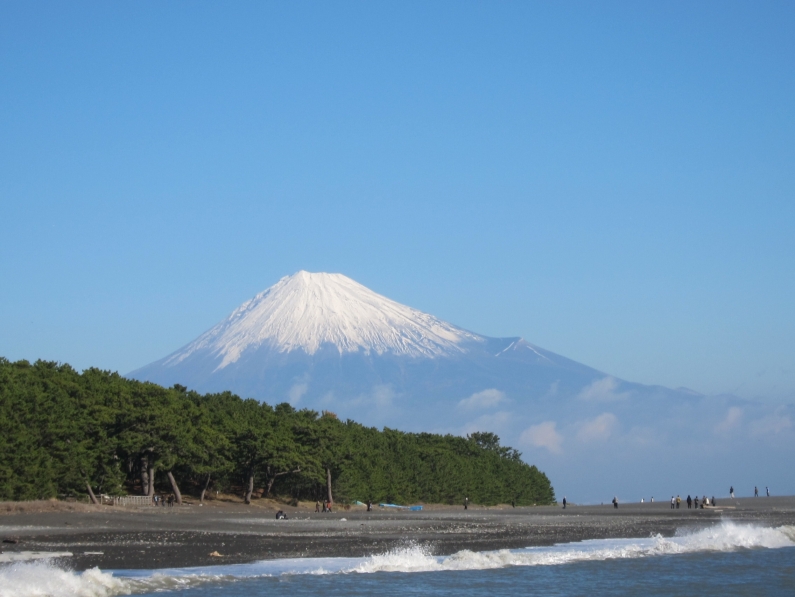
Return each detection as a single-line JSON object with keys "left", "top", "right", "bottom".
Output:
{"left": 367, "top": 500, "right": 373, "bottom": 511}
{"left": 670, "top": 496, "right": 675, "bottom": 509}
{"left": 562, "top": 497, "right": 567, "bottom": 509}
{"left": 464, "top": 496, "right": 469, "bottom": 510}
{"left": 676, "top": 495, "right": 681, "bottom": 509}
{"left": 730, "top": 486, "right": 734, "bottom": 498}
{"left": 766, "top": 486, "right": 770, "bottom": 497}
{"left": 315, "top": 501, "right": 320, "bottom": 512}
{"left": 687, "top": 495, "right": 692, "bottom": 509}
{"left": 755, "top": 486, "right": 759, "bottom": 497}
{"left": 612, "top": 496, "right": 618, "bottom": 509}
{"left": 694, "top": 496, "right": 699, "bottom": 509}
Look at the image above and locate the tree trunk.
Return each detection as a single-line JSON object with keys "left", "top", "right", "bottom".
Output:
{"left": 86, "top": 481, "right": 99, "bottom": 505}
{"left": 166, "top": 471, "right": 183, "bottom": 505}
{"left": 265, "top": 467, "right": 300, "bottom": 497}
{"left": 200, "top": 473, "right": 212, "bottom": 503}
{"left": 244, "top": 471, "right": 254, "bottom": 504}
{"left": 147, "top": 464, "right": 155, "bottom": 498}
{"left": 140, "top": 455, "right": 149, "bottom": 496}
{"left": 326, "top": 467, "right": 333, "bottom": 506}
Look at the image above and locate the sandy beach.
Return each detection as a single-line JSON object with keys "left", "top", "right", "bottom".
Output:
{"left": 1, "top": 496, "right": 794, "bottom": 571}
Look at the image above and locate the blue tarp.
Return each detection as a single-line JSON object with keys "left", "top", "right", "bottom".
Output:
{"left": 378, "top": 503, "right": 423, "bottom": 510}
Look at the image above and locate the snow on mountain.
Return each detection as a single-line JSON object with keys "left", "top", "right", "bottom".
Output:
{"left": 164, "top": 271, "right": 482, "bottom": 371}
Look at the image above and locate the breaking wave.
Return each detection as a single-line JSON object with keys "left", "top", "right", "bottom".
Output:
{"left": 2, "top": 522, "right": 793, "bottom": 597}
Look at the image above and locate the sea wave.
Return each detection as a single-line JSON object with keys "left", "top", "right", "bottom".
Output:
{"left": 2, "top": 522, "right": 793, "bottom": 597}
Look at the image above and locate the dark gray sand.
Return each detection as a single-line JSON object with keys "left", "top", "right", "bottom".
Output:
{"left": 2, "top": 497, "right": 794, "bottom": 571}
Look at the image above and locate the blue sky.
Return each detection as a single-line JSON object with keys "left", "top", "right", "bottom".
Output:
{"left": 1, "top": 1, "right": 794, "bottom": 402}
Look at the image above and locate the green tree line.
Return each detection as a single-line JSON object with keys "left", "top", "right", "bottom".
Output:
{"left": 0, "top": 358, "right": 555, "bottom": 506}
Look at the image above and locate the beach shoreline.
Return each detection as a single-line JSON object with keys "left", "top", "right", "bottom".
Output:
{"left": 2, "top": 497, "right": 794, "bottom": 571}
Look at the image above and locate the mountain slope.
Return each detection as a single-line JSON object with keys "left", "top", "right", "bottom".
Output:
{"left": 130, "top": 271, "right": 607, "bottom": 416}
{"left": 165, "top": 271, "right": 480, "bottom": 370}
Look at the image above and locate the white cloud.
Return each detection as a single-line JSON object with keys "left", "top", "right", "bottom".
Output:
{"left": 749, "top": 412, "right": 793, "bottom": 436}
{"left": 577, "top": 413, "right": 618, "bottom": 442}
{"left": 715, "top": 407, "right": 743, "bottom": 434}
{"left": 288, "top": 381, "right": 308, "bottom": 405}
{"left": 577, "top": 377, "right": 630, "bottom": 402}
{"left": 345, "top": 384, "right": 396, "bottom": 407}
{"left": 457, "top": 389, "right": 507, "bottom": 411}
{"left": 461, "top": 411, "right": 513, "bottom": 436}
{"left": 520, "top": 421, "right": 563, "bottom": 454}
{"left": 371, "top": 384, "right": 396, "bottom": 408}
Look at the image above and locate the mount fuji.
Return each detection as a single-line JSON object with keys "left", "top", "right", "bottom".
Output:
{"left": 130, "top": 271, "right": 623, "bottom": 421}
{"left": 129, "top": 272, "right": 794, "bottom": 502}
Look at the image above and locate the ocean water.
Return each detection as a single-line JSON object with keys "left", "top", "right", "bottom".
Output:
{"left": 2, "top": 521, "right": 793, "bottom": 597}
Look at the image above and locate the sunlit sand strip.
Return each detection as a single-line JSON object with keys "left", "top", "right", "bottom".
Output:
{"left": 0, "top": 551, "right": 72, "bottom": 563}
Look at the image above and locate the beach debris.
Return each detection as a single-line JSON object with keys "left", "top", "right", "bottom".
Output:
{"left": 2, "top": 538, "right": 19, "bottom": 544}
{"left": 209, "top": 551, "right": 223, "bottom": 557}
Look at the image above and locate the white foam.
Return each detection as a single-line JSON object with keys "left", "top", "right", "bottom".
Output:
{"left": 0, "top": 562, "right": 128, "bottom": 597}
{"left": 3, "top": 522, "right": 793, "bottom": 596}
{"left": 349, "top": 522, "right": 795, "bottom": 573}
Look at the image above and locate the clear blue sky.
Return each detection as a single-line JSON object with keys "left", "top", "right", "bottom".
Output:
{"left": 1, "top": 1, "right": 793, "bottom": 402}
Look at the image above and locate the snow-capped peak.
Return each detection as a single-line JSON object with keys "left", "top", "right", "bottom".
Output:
{"left": 165, "top": 271, "right": 482, "bottom": 369}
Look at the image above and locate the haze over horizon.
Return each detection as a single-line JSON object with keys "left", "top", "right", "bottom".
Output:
{"left": 1, "top": 2, "right": 794, "bottom": 498}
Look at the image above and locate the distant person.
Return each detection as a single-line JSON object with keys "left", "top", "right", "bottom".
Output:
{"left": 694, "top": 496, "right": 699, "bottom": 509}
{"left": 676, "top": 495, "right": 681, "bottom": 509}
{"left": 712, "top": 496, "right": 716, "bottom": 506}
{"left": 651, "top": 497, "right": 654, "bottom": 503}
{"left": 766, "top": 486, "right": 770, "bottom": 497}
{"left": 562, "top": 497, "right": 567, "bottom": 509}
{"left": 640, "top": 498, "right": 644, "bottom": 503}
{"left": 612, "top": 496, "right": 618, "bottom": 509}
{"left": 315, "top": 501, "right": 320, "bottom": 513}
{"left": 755, "top": 486, "right": 759, "bottom": 497}
{"left": 168, "top": 495, "right": 174, "bottom": 507}
{"left": 730, "top": 486, "right": 734, "bottom": 498}
{"left": 464, "top": 497, "right": 469, "bottom": 510}
{"left": 670, "top": 496, "right": 675, "bottom": 510}
{"left": 687, "top": 495, "right": 692, "bottom": 509}
{"left": 367, "top": 500, "right": 373, "bottom": 512}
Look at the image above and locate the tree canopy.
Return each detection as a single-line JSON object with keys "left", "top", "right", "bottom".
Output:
{"left": 0, "top": 358, "right": 554, "bottom": 506}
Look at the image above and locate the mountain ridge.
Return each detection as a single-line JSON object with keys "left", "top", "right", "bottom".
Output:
{"left": 129, "top": 271, "right": 612, "bottom": 407}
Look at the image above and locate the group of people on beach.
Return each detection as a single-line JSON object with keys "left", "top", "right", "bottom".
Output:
{"left": 153, "top": 494, "right": 175, "bottom": 507}
{"left": 314, "top": 500, "right": 333, "bottom": 512}
{"left": 670, "top": 494, "right": 716, "bottom": 509}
